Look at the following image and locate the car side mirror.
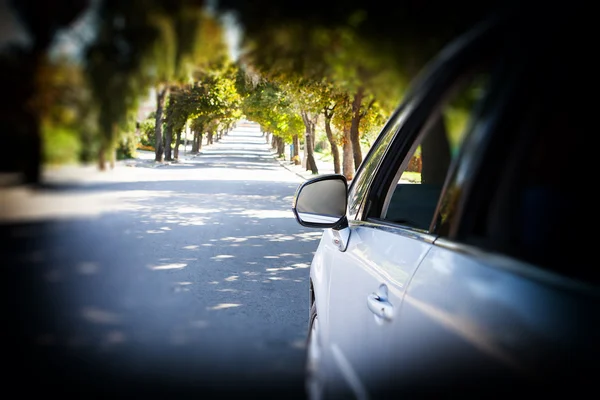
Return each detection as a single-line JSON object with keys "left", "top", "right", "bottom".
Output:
{"left": 292, "top": 174, "right": 348, "bottom": 228}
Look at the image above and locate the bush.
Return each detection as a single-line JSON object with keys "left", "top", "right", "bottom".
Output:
{"left": 117, "top": 135, "right": 141, "bottom": 160}
{"left": 139, "top": 115, "right": 156, "bottom": 147}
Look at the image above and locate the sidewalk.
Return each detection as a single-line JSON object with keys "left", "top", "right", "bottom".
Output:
{"left": 273, "top": 151, "right": 337, "bottom": 181}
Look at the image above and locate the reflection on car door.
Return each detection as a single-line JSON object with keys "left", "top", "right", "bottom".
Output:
{"left": 322, "top": 223, "right": 435, "bottom": 397}
{"left": 325, "top": 54, "right": 496, "bottom": 397}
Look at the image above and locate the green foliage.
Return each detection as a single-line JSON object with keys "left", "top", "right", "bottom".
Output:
{"left": 217, "top": 1, "right": 495, "bottom": 84}
{"left": 33, "top": 56, "right": 100, "bottom": 165}
{"left": 139, "top": 112, "right": 157, "bottom": 146}
{"left": 42, "top": 124, "right": 81, "bottom": 165}
{"left": 85, "top": 0, "right": 209, "bottom": 160}
{"left": 116, "top": 133, "right": 139, "bottom": 159}
{"left": 115, "top": 111, "right": 141, "bottom": 159}
{"left": 164, "top": 60, "right": 242, "bottom": 143}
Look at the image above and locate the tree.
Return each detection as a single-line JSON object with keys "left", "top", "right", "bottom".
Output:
{"left": 85, "top": 0, "right": 207, "bottom": 169}
{"left": 216, "top": 1, "right": 498, "bottom": 176}
{"left": 237, "top": 74, "right": 303, "bottom": 159}
{"left": 163, "top": 59, "right": 241, "bottom": 158}
{"left": 35, "top": 56, "right": 97, "bottom": 165}
{"left": 6, "top": 0, "right": 90, "bottom": 183}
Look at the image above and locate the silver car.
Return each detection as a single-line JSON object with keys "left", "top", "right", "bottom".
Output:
{"left": 292, "top": 7, "right": 598, "bottom": 399}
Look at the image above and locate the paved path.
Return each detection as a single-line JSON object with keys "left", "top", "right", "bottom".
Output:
{"left": 1, "top": 123, "right": 326, "bottom": 399}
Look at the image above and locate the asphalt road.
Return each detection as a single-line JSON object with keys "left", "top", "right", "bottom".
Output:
{"left": 1, "top": 125, "right": 320, "bottom": 398}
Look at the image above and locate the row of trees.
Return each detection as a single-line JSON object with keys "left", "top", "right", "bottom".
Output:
{"left": 4, "top": 0, "right": 494, "bottom": 183}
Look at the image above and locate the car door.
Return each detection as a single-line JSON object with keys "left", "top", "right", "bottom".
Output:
{"left": 315, "top": 105, "right": 428, "bottom": 398}
{"left": 320, "top": 24, "right": 503, "bottom": 398}
{"left": 386, "top": 22, "right": 600, "bottom": 394}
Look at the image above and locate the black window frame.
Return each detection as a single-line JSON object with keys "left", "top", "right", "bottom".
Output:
{"left": 356, "top": 18, "right": 506, "bottom": 233}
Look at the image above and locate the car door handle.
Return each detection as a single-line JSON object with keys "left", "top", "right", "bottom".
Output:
{"left": 367, "top": 293, "right": 394, "bottom": 321}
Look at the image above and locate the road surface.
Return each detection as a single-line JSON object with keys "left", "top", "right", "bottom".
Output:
{"left": 1, "top": 124, "right": 320, "bottom": 398}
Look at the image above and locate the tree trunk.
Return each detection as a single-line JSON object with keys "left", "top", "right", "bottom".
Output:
{"left": 342, "top": 128, "right": 354, "bottom": 180}
{"left": 191, "top": 130, "right": 199, "bottom": 153}
{"left": 207, "top": 131, "right": 213, "bottom": 145}
{"left": 98, "top": 143, "right": 106, "bottom": 171}
{"left": 16, "top": 50, "right": 44, "bottom": 184}
{"left": 174, "top": 128, "right": 181, "bottom": 159}
{"left": 301, "top": 111, "right": 319, "bottom": 174}
{"left": 271, "top": 134, "right": 277, "bottom": 149}
{"left": 292, "top": 134, "right": 300, "bottom": 165}
{"left": 164, "top": 123, "right": 173, "bottom": 161}
{"left": 277, "top": 136, "right": 285, "bottom": 157}
{"left": 109, "top": 146, "right": 116, "bottom": 169}
{"left": 154, "top": 85, "right": 168, "bottom": 162}
{"left": 324, "top": 114, "right": 341, "bottom": 174}
{"left": 350, "top": 86, "right": 365, "bottom": 170}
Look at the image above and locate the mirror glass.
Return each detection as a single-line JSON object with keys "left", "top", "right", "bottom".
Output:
{"left": 295, "top": 178, "right": 346, "bottom": 225}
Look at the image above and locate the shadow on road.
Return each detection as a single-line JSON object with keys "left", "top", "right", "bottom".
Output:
{"left": 2, "top": 175, "right": 316, "bottom": 398}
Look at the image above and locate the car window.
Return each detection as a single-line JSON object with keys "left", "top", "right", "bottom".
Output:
{"left": 459, "top": 68, "right": 593, "bottom": 283}
{"left": 347, "top": 108, "right": 407, "bottom": 218}
{"left": 370, "top": 67, "right": 491, "bottom": 231}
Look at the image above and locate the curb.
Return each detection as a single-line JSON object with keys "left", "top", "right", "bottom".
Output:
{"left": 271, "top": 152, "right": 321, "bottom": 181}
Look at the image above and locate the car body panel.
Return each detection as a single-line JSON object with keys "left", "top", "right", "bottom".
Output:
{"left": 313, "top": 223, "right": 435, "bottom": 396}
{"left": 381, "top": 242, "right": 600, "bottom": 392}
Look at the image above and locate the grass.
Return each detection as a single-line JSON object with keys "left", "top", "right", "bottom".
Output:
{"left": 315, "top": 150, "right": 333, "bottom": 162}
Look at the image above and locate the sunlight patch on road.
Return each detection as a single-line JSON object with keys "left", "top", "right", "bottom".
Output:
{"left": 294, "top": 231, "right": 324, "bottom": 242}
{"left": 230, "top": 209, "right": 293, "bottom": 219}
{"left": 216, "top": 232, "right": 321, "bottom": 245}
{"left": 291, "top": 263, "right": 310, "bottom": 269}
{"left": 0, "top": 188, "right": 177, "bottom": 222}
{"left": 217, "top": 288, "right": 249, "bottom": 294}
{"left": 212, "top": 254, "right": 235, "bottom": 260}
{"left": 269, "top": 235, "right": 295, "bottom": 242}
{"left": 208, "top": 303, "right": 242, "bottom": 310}
{"left": 264, "top": 255, "right": 279, "bottom": 259}
{"left": 224, "top": 275, "right": 239, "bottom": 281}
{"left": 77, "top": 262, "right": 99, "bottom": 275}
{"left": 175, "top": 207, "right": 222, "bottom": 214}
{"left": 104, "top": 330, "right": 126, "bottom": 345}
{"left": 291, "top": 339, "right": 306, "bottom": 349}
{"left": 221, "top": 236, "right": 248, "bottom": 242}
{"left": 173, "top": 214, "right": 213, "bottom": 226}
{"left": 190, "top": 320, "right": 209, "bottom": 328}
{"left": 81, "top": 307, "right": 121, "bottom": 325}
{"left": 266, "top": 266, "right": 294, "bottom": 272}
{"left": 183, "top": 245, "right": 199, "bottom": 249}
{"left": 148, "top": 263, "right": 187, "bottom": 270}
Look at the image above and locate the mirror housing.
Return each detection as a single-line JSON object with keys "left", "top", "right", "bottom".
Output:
{"left": 292, "top": 174, "right": 348, "bottom": 228}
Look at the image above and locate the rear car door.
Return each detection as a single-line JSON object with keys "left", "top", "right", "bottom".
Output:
{"left": 386, "top": 13, "right": 600, "bottom": 395}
